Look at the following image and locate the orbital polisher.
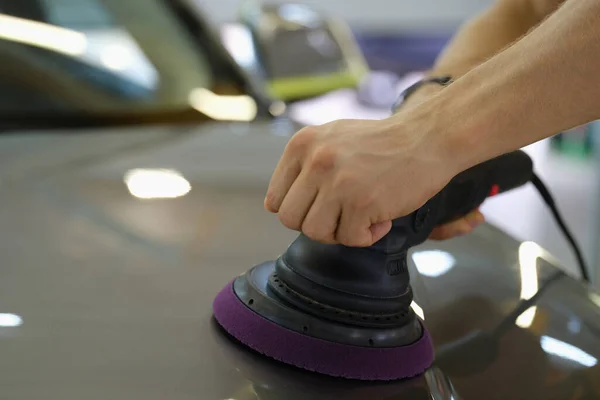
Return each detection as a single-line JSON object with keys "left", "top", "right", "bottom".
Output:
{"left": 213, "top": 149, "right": 567, "bottom": 381}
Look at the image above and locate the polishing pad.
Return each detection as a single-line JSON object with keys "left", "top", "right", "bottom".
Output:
{"left": 213, "top": 279, "right": 434, "bottom": 381}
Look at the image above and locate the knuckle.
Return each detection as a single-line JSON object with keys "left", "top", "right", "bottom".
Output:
{"left": 288, "top": 126, "right": 317, "bottom": 155}
{"left": 349, "top": 192, "right": 377, "bottom": 210}
{"left": 308, "top": 145, "right": 337, "bottom": 172}
{"left": 333, "top": 173, "right": 356, "bottom": 191}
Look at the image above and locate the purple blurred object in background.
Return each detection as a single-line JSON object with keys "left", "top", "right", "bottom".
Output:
{"left": 354, "top": 32, "right": 451, "bottom": 76}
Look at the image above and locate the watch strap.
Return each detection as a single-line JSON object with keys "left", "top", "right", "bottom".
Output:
{"left": 392, "top": 75, "right": 453, "bottom": 112}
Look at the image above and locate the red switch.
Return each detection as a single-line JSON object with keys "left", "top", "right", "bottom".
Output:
{"left": 489, "top": 184, "right": 500, "bottom": 197}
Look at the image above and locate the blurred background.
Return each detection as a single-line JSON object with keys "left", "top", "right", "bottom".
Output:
{"left": 0, "top": 0, "right": 598, "bottom": 282}
{"left": 205, "top": 0, "right": 493, "bottom": 32}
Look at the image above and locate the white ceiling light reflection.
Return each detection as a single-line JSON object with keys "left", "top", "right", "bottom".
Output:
{"left": 269, "top": 101, "right": 287, "bottom": 116}
{"left": 589, "top": 292, "right": 600, "bottom": 308}
{"left": 124, "top": 169, "right": 191, "bottom": 199}
{"left": 516, "top": 306, "right": 537, "bottom": 329}
{"left": 411, "top": 250, "right": 456, "bottom": 278}
{"left": 0, "top": 313, "right": 23, "bottom": 327}
{"left": 220, "top": 23, "right": 257, "bottom": 68}
{"left": 100, "top": 43, "right": 134, "bottom": 71}
{"left": 0, "top": 14, "right": 86, "bottom": 56}
{"left": 515, "top": 241, "right": 542, "bottom": 328}
{"left": 540, "top": 336, "right": 597, "bottom": 367}
{"left": 410, "top": 301, "right": 425, "bottom": 320}
{"left": 189, "top": 88, "right": 257, "bottom": 122}
{"left": 278, "top": 4, "right": 320, "bottom": 27}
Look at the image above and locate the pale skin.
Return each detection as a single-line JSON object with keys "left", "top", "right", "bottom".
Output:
{"left": 396, "top": 0, "right": 568, "bottom": 239}
{"left": 265, "top": 0, "right": 600, "bottom": 247}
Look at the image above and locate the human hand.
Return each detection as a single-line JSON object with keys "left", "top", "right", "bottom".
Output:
{"left": 264, "top": 114, "right": 460, "bottom": 247}
{"left": 429, "top": 208, "right": 485, "bottom": 240}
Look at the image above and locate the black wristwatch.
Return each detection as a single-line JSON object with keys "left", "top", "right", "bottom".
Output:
{"left": 391, "top": 75, "right": 453, "bottom": 113}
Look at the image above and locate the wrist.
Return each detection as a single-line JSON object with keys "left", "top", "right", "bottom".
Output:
{"left": 390, "top": 84, "right": 485, "bottom": 178}
{"left": 386, "top": 95, "right": 464, "bottom": 180}
{"left": 397, "top": 84, "right": 444, "bottom": 112}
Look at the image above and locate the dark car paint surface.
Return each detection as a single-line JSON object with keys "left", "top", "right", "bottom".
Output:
{"left": 1, "top": 120, "right": 600, "bottom": 399}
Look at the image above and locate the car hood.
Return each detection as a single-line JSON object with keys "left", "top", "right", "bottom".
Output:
{"left": 1, "top": 120, "right": 600, "bottom": 399}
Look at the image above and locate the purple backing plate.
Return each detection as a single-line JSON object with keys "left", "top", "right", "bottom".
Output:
{"left": 212, "top": 280, "right": 435, "bottom": 381}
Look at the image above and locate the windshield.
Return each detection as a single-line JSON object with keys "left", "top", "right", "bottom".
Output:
{"left": 0, "top": 0, "right": 271, "bottom": 127}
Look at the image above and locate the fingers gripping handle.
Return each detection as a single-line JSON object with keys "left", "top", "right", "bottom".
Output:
{"left": 436, "top": 150, "right": 533, "bottom": 225}
{"left": 275, "top": 151, "right": 534, "bottom": 306}
{"left": 375, "top": 150, "right": 533, "bottom": 255}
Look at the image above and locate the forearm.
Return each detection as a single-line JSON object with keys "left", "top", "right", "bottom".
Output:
{"left": 422, "top": 0, "right": 600, "bottom": 172}
{"left": 431, "top": 0, "right": 564, "bottom": 78}
{"left": 404, "top": 0, "right": 564, "bottom": 107}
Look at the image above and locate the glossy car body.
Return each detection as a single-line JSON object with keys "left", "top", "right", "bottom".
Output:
{"left": 1, "top": 1, "right": 600, "bottom": 399}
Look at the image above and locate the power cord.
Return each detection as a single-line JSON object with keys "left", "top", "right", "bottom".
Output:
{"left": 530, "top": 173, "right": 590, "bottom": 283}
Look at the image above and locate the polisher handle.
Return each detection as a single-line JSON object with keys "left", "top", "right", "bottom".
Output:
{"left": 436, "top": 150, "right": 533, "bottom": 225}
{"left": 380, "top": 149, "right": 533, "bottom": 253}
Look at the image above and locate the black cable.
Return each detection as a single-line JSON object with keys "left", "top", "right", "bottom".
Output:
{"left": 530, "top": 173, "right": 590, "bottom": 283}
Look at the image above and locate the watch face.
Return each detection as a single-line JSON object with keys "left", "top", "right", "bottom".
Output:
{"left": 262, "top": 26, "right": 346, "bottom": 79}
